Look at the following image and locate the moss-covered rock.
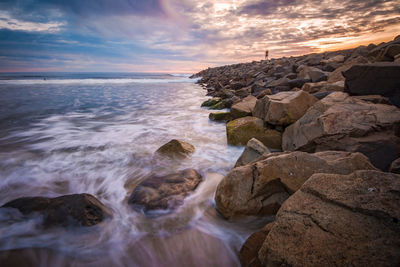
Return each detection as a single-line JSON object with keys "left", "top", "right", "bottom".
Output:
{"left": 209, "top": 112, "right": 231, "bottom": 122}
{"left": 209, "top": 101, "right": 225, "bottom": 110}
{"left": 226, "top": 117, "right": 282, "bottom": 149}
{"left": 201, "top": 98, "right": 221, "bottom": 107}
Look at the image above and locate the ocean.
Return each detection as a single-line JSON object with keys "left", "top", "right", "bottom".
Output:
{"left": 0, "top": 72, "right": 269, "bottom": 266}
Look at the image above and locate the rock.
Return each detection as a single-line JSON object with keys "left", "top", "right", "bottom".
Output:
{"left": 353, "top": 95, "right": 393, "bottom": 105}
{"left": 258, "top": 170, "right": 400, "bottom": 267}
{"left": 327, "top": 56, "right": 369, "bottom": 82}
{"left": 215, "top": 151, "right": 376, "bottom": 219}
{"left": 253, "top": 90, "right": 317, "bottom": 126}
{"left": 230, "top": 95, "right": 257, "bottom": 119}
{"left": 297, "top": 66, "right": 322, "bottom": 80}
{"left": 226, "top": 117, "right": 282, "bottom": 149}
{"left": 2, "top": 194, "right": 112, "bottom": 227}
{"left": 389, "top": 158, "right": 400, "bottom": 174}
{"left": 209, "top": 101, "right": 226, "bottom": 110}
{"left": 312, "top": 91, "right": 333, "bottom": 100}
{"left": 209, "top": 112, "right": 231, "bottom": 122}
{"left": 235, "top": 138, "right": 270, "bottom": 167}
{"left": 255, "top": 89, "right": 272, "bottom": 99}
{"left": 343, "top": 62, "right": 400, "bottom": 107}
{"left": 128, "top": 169, "right": 202, "bottom": 211}
{"left": 240, "top": 222, "right": 274, "bottom": 267}
{"left": 282, "top": 92, "right": 400, "bottom": 171}
{"left": 154, "top": 139, "right": 195, "bottom": 159}
{"left": 235, "top": 87, "right": 251, "bottom": 98}
{"left": 287, "top": 78, "right": 311, "bottom": 89}
{"left": 201, "top": 98, "right": 221, "bottom": 107}
{"left": 309, "top": 69, "right": 328, "bottom": 83}
{"left": 383, "top": 44, "right": 400, "bottom": 59}
{"left": 250, "top": 82, "right": 268, "bottom": 95}
{"left": 320, "top": 54, "right": 345, "bottom": 65}
{"left": 301, "top": 81, "right": 345, "bottom": 94}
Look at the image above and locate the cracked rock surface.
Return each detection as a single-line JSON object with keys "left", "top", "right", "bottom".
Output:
{"left": 258, "top": 170, "right": 400, "bottom": 267}
{"left": 215, "top": 151, "right": 376, "bottom": 219}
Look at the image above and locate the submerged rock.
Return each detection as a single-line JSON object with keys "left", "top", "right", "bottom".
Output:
{"left": 258, "top": 170, "right": 400, "bottom": 266}
{"left": 128, "top": 169, "right": 202, "bottom": 211}
{"left": 215, "top": 151, "right": 376, "bottom": 219}
{"left": 235, "top": 138, "right": 270, "bottom": 167}
{"left": 226, "top": 117, "right": 282, "bottom": 149}
{"left": 282, "top": 92, "right": 400, "bottom": 171}
{"left": 2, "top": 194, "right": 112, "bottom": 227}
{"left": 154, "top": 139, "right": 195, "bottom": 159}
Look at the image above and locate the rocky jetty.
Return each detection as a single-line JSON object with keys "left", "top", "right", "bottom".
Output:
{"left": 1, "top": 194, "right": 112, "bottom": 227}
{"left": 194, "top": 35, "right": 400, "bottom": 266}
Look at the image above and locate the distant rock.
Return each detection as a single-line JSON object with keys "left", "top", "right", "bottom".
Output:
{"left": 215, "top": 151, "right": 376, "bottom": 219}
{"left": 235, "top": 138, "right": 270, "bottom": 167}
{"left": 154, "top": 139, "right": 195, "bottom": 159}
{"left": 320, "top": 54, "right": 345, "bottom": 65}
{"left": 128, "top": 169, "right": 202, "bottom": 211}
{"left": 343, "top": 62, "right": 400, "bottom": 107}
{"left": 253, "top": 90, "right": 317, "bottom": 126}
{"left": 230, "top": 95, "right": 257, "bottom": 119}
{"left": 258, "top": 170, "right": 400, "bottom": 266}
{"left": 226, "top": 117, "right": 282, "bottom": 149}
{"left": 282, "top": 92, "right": 400, "bottom": 171}
{"left": 2, "top": 194, "right": 112, "bottom": 227}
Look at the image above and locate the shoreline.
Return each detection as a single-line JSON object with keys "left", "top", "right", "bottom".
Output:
{"left": 195, "top": 34, "right": 400, "bottom": 266}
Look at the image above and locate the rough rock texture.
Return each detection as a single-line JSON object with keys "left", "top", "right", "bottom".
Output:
{"left": 154, "top": 139, "right": 195, "bottom": 159}
{"left": 390, "top": 158, "right": 400, "bottom": 174}
{"left": 353, "top": 95, "right": 393, "bottom": 105}
{"left": 209, "top": 112, "right": 231, "bottom": 122}
{"left": 240, "top": 222, "right": 275, "bottom": 267}
{"left": 301, "top": 81, "right": 344, "bottom": 94}
{"left": 128, "top": 169, "right": 202, "bottom": 211}
{"left": 215, "top": 151, "right": 376, "bottom": 219}
{"left": 283, "top": 92, "right": 400, "bottom": 171}
{"left": 230, "top": 95, "right": 257, "bottom": 119}
{"left": 2, "top": 194, "right": 112, "bottom": 227}
{"left": 235, "top": 138, "right": 270, "bottom": 167}
{"left": 258, "top": 170, "right": 400, "bottom": 267}
{"left": 253, "top": 90, "right": 318, "bottom": 126}
{"left": 343, "top": 62, "right": 400, "bottom": 107}
{"left": 201, "top": 98, "right": 221, "bottom": 107}
{"left": 327, "top": 56, "right": 369, "bottom": 82}
{"left": 226, "top": 117, "right": 282, "bottom": 149}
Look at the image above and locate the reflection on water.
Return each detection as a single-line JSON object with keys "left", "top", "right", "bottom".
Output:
{"left": 0, "top": 75, "right": 271, "bottom": 266}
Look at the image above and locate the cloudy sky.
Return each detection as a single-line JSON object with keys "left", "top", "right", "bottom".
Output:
{"left": 0, "top": 0, "right": 399, "bottom": 73}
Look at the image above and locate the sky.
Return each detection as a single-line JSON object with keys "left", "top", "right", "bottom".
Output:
{"left": 0, "top": 0, "right": 399, "bottom": 73}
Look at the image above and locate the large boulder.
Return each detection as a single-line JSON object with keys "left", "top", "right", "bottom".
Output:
{"left": 253, "top": 90, "right": 317, "bottom": 126}
{"left": 258, "top": 170, "right": 400, "bottom": 266}
{"left": 226, "top": 117, "right": 282, "bottom": 149}
{"left": 154, "top": 139, "right": 195, "bottom": 159}
{"left": 128, "top": 169, "right": 202, "bottom": 211}
{"left": 343, "top": 62, "right": 400, "bottom": 107}
{"left": 283, "top": 92, "right": 400, "bottom": 171}
{"left": 235, "top": 138, "right": 270, "bottom": 167}
{"left": 230, "top": 95, "right": 257, "bottom": 119}
{"left": 327, "top": 56, "right": 369, "bottom": 82}
{"left": 1, "top": 194, "right": 112, "bottom": 227}
{"left": 215, "top": 151, "right": 376, "bottom": 219}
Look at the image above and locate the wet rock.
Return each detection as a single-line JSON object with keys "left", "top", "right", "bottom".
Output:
{"left": 201, "top": 98, "right": 221, "bottom": 107}
{"left": 128, "top": 169, "right": 202, "bottom": 211}
{"left": 240, "top": 222, "right": 274, "bottom": 267}
{"left": 230, "top": 95, "right": 257, "bottom": 119}
{"left": 258, "top": 170, "right": 400, "bottom": 267}
{"left": 215, "top": 151, "right": 376, "bottom": 219}
{"left": 2, "top": 194, "right": 112, "bottom": 227}
{"left": 154, "top": 139, "right": 195, "bottom": 159}
{"left": 235, "top": 138, "right": 270, "bottom": 167}
{"left": 253, "top": 90, "right": 317, "bottom": 126}
{"left": 343, "top": 62, "right": 400, "bottom": 107}
{"left": 389, "top": 158, "right": 400, "bottom": 174}
{"left": 209, "top": 112, "right": 231, "bottom": 122}
{"left": 282, "top": 92, "right": 400, "bottom": 171}
{"left": 226, "top": 117, "right": 282, "bottom": 149}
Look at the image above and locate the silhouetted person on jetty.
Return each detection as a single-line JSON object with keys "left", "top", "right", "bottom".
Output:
{"left": 265, "top": 49, "right": 269, "bottom": 60}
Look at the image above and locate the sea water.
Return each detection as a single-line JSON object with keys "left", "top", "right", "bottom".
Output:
{"left": 0, "top": 73, "right": 269, "bottom": 266}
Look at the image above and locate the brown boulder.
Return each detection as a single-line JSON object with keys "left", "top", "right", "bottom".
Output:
{"left": 253, "top": 90, "right": 317, "bottom": 126}
{"left": 215, "top": 151, "right": 376, "bottom": 219}
{"left": 154, "top": 139, "right": 195, "bottom": 159}
{"left": 327, "top": 56, "right": 369, "bottom": 83}
{"left": 128, "top": 169, "right": 202, "bottom": 211}
{"left": 226, "top": 117, "right": 282, "bottom": 149}
{"left": 230, "top": 95, "right": 257, "bottom": 119}
{"left": 301, "top": 81, "right": 344, "bottom": 94}
{"left": 258, "top": 170, "right": 400, "bottom": 266}
{"left": 283, "top": 92, "right": 400, "bottom": 170}
{"left": 235, "top": 138, "right": 270, "bottom": 167}
{"left": 2, "top": 194, "right": 112, "bottom": 227}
